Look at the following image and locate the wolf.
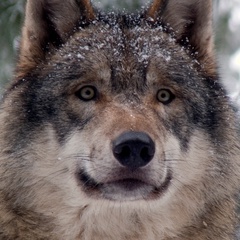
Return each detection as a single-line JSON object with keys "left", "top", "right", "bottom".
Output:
{"left": 0, "top": 0, "right": 240, "bottom": 239}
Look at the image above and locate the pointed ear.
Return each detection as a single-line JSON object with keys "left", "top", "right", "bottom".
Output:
{"left": 17, "top": 0, "right": 95, "bottom": 78}
{"left": 146, "top": 0, "right": 215, "bottom": 71}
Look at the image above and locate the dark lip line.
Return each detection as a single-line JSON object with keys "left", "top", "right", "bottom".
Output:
{"left": 77, "top": 170, "right": 100, "bottom": 189}
{"left": 153, "top": 170, "right": 172, "bottom": 197}
{"left": 77, "top": 169, "right": 172, "bottom": 200}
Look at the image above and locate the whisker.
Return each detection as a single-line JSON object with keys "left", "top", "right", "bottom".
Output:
{"left": 164, "top": 158, "right": 185, "bottom": 162}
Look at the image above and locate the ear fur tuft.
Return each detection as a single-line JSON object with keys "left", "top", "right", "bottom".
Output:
{"left": 146, "top": 0, "right": 216, "bottom": 73}
{"left": 17, "top": 0, "right": 95, "bottom": 79}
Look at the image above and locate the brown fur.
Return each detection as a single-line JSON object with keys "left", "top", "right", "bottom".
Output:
{"left": 0, "top": 0, "right": 240, "bottom": 239}
{"left": 17, "top": 0, "right": 95, "bottom": 80}
{"left": 147, "top": 0, "right": 216, "bottom": 75}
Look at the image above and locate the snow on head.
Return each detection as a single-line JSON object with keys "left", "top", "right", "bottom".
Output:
{"left": 54, "top": 13, "right": 188, "bottom": 73}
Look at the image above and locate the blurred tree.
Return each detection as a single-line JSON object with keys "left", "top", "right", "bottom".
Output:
{"left": 0, "top": 0, "right": 25, "bottom": 87}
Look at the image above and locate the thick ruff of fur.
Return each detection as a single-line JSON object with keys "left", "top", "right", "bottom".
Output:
{"left": 0, "top": 0, "right": 240, "bottom": 239}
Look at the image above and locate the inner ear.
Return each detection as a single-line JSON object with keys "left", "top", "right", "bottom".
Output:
{"left": 146, "top": 0, "right": 215, "bottom": 71}
{"left": 16, "top": 0, "right": 96, "bottom": 79}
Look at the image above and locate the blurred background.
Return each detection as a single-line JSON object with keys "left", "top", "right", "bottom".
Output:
{"left": 0, "top": 0, "right": 240, "bottom": 105}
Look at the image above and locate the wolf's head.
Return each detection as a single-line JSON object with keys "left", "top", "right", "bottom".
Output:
{"left": 1, "top": 0, "right": 240, "bottom": 238}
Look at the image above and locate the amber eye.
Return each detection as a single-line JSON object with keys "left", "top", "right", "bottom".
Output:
{"left": 76, "top": 86, "right": 97, "bottom": 101}
{"left": 157, "top": 89, "right": 175, "bottom": 104}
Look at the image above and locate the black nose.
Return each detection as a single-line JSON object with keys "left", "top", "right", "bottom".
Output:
{"left": 112, "top": 131, "right": 155, "bottom": 169}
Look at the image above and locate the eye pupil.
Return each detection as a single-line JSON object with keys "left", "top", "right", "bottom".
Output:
{"left": 161, "top": 92, "right": 167, "bottom": 99}
{"left": 85, "top": 89, "right": 92, "bottom": 96}
{"left": 157, "top": 89, "right": 175, "bottom": 104}
{"left": 76, "top": 86, "right": 97, "bottom": 101}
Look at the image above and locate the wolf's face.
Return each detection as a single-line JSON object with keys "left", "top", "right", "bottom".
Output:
{"left": 1, "top": 1, "right": 240, "bottom": 239}
{"left": 1, "top": 3, "right": 240, "bottom": 237}
{"left": 3, "top": 15, "right": 229, "bottom": 205}
{"left": 43, "top": 23, "right": 217, "bottom": 202}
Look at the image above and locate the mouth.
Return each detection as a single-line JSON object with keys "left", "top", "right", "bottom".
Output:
{"left": 77, "top": 170, "right": 172, "bottom": 201}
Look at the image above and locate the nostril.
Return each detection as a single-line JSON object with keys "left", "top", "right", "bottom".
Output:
{"left": 112, "top": 131, "right": 155, "bottom": 169}
{"left": 114, "top": 145, "right": 131, "bottom": 160}
{"left": 140, "top": 146, "right": 152, "bottom": 162}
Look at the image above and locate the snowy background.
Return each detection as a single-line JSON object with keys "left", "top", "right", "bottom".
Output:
{"left": 214, "top": 0, "right": 240, "bottom": 106}
{"left": 0, "top": 0, "right": 239, "bottom": 106}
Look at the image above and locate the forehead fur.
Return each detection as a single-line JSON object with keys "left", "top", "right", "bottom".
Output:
{"left": 15, "top": 0, "right": 216, "bottom": 81}
{"left": 43, "top": 19, "right": 200, "bottom": 93}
